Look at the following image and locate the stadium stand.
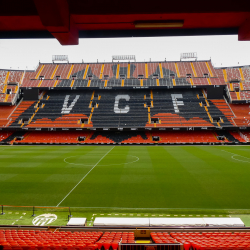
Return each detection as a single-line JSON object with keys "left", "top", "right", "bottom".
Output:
{"left": 2, "top": 229, "right": 250, "bottom": 250}
{"left": 0, "top": 60, "right": 249, "bottom": 145}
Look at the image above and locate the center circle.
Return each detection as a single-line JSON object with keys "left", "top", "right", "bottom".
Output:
{"left": 64, "top": 155, "right": 139, "bottom": 166}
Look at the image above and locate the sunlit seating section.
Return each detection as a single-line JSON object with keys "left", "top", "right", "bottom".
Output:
{"left": 8, "top": 71, "right": 24, "bottom": 84}
{"left": 54, "top": 64, "right": 72, "bottom": 79}
{"left": 21, "top": 71, "right": 36, "bottom": 87}
{"left": 0, "top": 229, "right": 102, "bottom": 250}
{"left": 242, "top": 81, "right": 250, "bottom": 90}
{"left": 177, "top": 62, "right": 193, "bottom": 77}
{"left": 40, "top": 64, "right": 58, "bottom": 79}
{"left": 170, "top": 231, "right": 250, "bottom": 250}
{"left": 226, "top": 68, "right": 241, "bottom": 82}
{"left": 151, "top": 232, "right": 177, "bottom": 244}
{"left": 96, "top": 231, "right": 135, "bottom": 250}
{"left": 192, "top": 61, "right": 205, "bottom": 77}
{"left": 240, "top": 91, "right": 250, "bottom": 100}
{"left": 242, "top": 66, "right": 250, "bottom": 81}
{"left": 131, "top": 63, "right": 146, "bottom": 79}
{"left": 102, "top": 63, "right": 115, "bottom": 79}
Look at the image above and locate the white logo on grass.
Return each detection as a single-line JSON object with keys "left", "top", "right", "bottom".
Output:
{"left": 32, "top": 214, "right": 57, "bottom": 226}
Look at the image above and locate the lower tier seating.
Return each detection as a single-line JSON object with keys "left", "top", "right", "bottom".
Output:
{"left": 8, "top": 130, "right": 246, "bottom": 144}
{"left": 0, "top": 131, "right": 13, "bottom": 142}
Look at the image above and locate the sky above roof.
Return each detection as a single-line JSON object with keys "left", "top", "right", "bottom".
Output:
{"left": 0, "top": 35, "right": 250, "bottom": 70}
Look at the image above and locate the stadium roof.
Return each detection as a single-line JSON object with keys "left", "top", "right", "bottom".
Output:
{"left": 1, "top": 0, "right": 250, "bottom": 45}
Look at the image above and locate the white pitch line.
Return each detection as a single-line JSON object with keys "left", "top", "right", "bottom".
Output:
{"left": 57, "top": 146, "right": 115, "bottom": 207}
{"left": 221, "top": 150, "right": 250, "bottom": 163}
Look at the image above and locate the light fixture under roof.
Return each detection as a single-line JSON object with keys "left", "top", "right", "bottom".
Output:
{"left": 134, "top": 20, "right": 184, "bottom": 28}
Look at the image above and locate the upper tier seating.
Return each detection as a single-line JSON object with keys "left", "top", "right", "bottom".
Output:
{"left": 14, "top": 61, "right": 228, "bottom": 90}
{"left": 8, "top": 89, "right": 234, "bottom": 129}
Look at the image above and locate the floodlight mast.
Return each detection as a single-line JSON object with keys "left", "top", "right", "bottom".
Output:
{"left": 112, "top": 55, "right": 136, "bottom": 62}
{"left": 180, "top": 52, "right": 197, "bottom": 61}
{"left": 52, "top": 55, "right": 69, "bottom": 63}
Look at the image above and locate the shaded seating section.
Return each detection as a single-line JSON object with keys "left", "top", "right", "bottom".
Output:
{"left": 25, "top": 90, "right": 93, "bottom": 128}
{"left": 0, "top": 229, "right": 102, "bottom": 250}
{"left": 149, "top": 131, "right": 221, "bottom": 143}
{"left": 229, "top": 131, "right": 246, "bottom": 142}
{"left": 0, "top": 131, "right": 13, "bottom": 142}
{"left": 16, "top": 131, "right": 90, "bottom": 144}
{"left": 169, "top": 231, "right": 250, "bottom": 250}
{"left": 6, "top": 89, "right": 238, "bottom": 129}
{"left": 91, "top": 89, "right": 149, "bottom": 128}
{"left": 148, "top": 89, "right": 232, "bottom": 127}
{"left": 89, "top": 131, "right": 150, "bottom": 143}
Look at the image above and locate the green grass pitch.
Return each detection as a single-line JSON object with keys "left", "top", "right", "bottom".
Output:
{"left": 0, "top": 145, "right": 250, "bottom": 226}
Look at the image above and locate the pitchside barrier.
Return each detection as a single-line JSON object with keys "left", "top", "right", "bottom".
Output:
{"left": 0, "top": 205, "right": 71, "bottom": 217}
{"left": 120, "top": 243, "right": 182, "bottom": 250}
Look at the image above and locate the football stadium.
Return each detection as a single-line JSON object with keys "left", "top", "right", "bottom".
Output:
{"left": 1, "top": 1, "right": 250, "bottom": 250}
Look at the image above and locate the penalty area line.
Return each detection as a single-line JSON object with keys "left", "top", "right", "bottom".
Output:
{"left": 56, "top": 146, "right": 115, "bottom": 207}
